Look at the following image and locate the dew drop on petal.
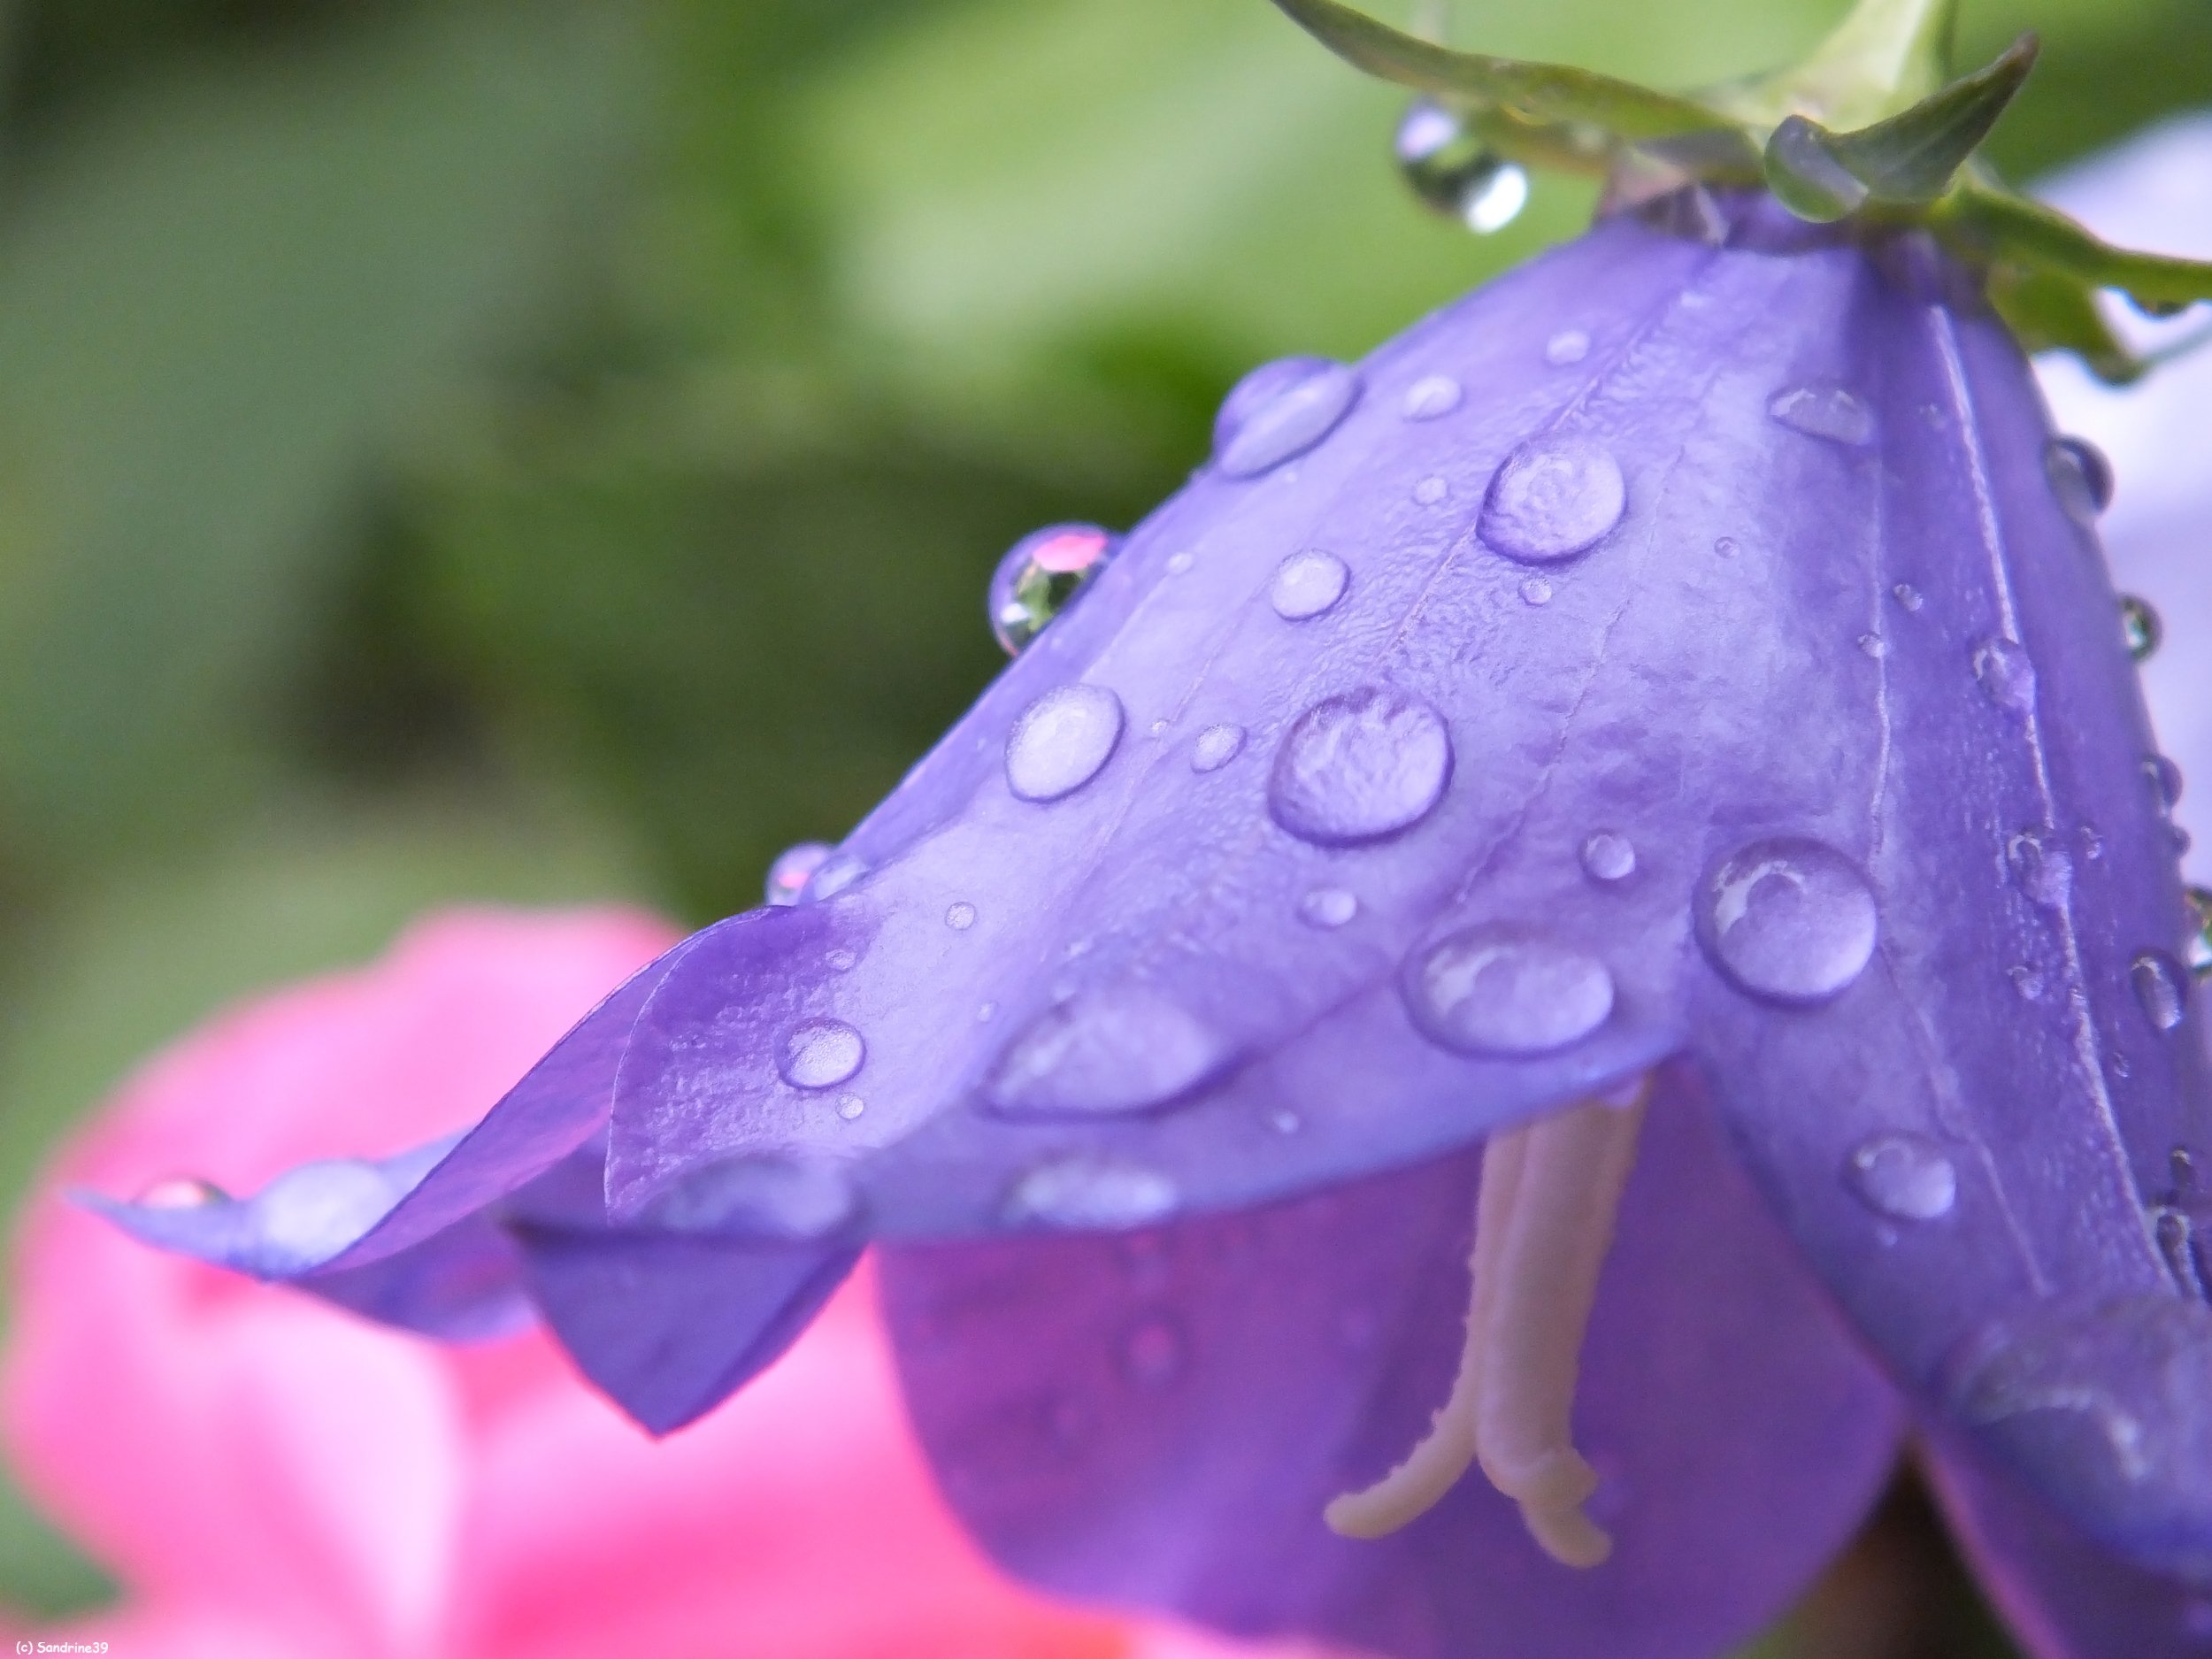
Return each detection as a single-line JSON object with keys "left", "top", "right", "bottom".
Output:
{"left": 2122, "top": 595, "right": 2162, "bottom": 662}
{"left": 1479, "top": 436, "right": 1626, "bottom": 565}
{"left": 1300, "top": 887, "right": 1359, "bottom": 929}
{"left": 1403, "top": 931, "right": 1614, "bottom": 1056}
{"left": 1005, "top": 1156, "right": 1180, "bottom": 1230}
{"left": 1402, "top": 374, "right": 1463, "bottom": 419}
{"left": 1271, "top": 550, "right": 1351, "bottom": 621}
{"left": 1192, "top": 723, "right": 1247, "bottom": 773}
{"left": 1545, "top": 328, "right": 1590, "bottom": 365}
{"left": 1270, "top": 1109, "right": 1302, "bottom": 1135}
{"left": 643, "top": 1156, "right": 857, "bottom": 1240}
{"left": 988, "top": 523, "right": 1118, "bottom": 655}
{"left": 136, "top": 1175, "right": 227, "bottom": 1210}
{"left": 1768, "top": 383, "right": 1874, "bottom": 447}
{"left": 1268, "top": 687, "right": 1453, "bottom": 847}
{"left": 255, "top": 1159, "right": 398, "bottom": 1267}
{"left": 836, "top": 1094, "right": 866, "bottom": 1121}
{"left": 2009, "top": 964, "right": 2047, "bottom": 1002}
{"left": 1520, "top": 575, "right": 1553, "bottom": 607}
{"left": 1123, "top": 1317, "right": 1187, "bottom": 1387}
{"left": 2147, "top": 755, "right": 2185, "bottom": 815}
{"left": 1166, "top": 550, "right": 1195, "bottom": 575}
{"left": 805, "top": 852, "right": 870, "bottom": 902}
{"left": 1580, "top": 831, "right": 1637, "bottom": 883}
{"left": 2187, "top": 887, "right": 2212, "bottom": 980}
{"left": 824, "top": 947, "right": 858, "bottom": 972}
{"left": 764, "top": 841, "right": 832, "bottom": 907}
{"left": 1394, "top": 99, "right": 1527, "bottom": 233}
{"left": 945, "top": 902, "right": 978, "bottom": 931}
{"left": 1007, "top": 684, "right": 1125, "bottom": 803}
{"left": 1846, "top": 1133, "right": 1958, "bottom": 1222}
{"left": 1893, "top": 583, "right": 1924, "bottom": 611}
{"left": 1213, "top": 358, "right": 1363, "bottom": 479}
{"left": 1413, "top": 475, "right": 1448, "bottom": 505}
{"left": 1972, "top": 637, "right": 2038, "bottom": 716}
{"left": 1698, "top": 837, "right": 1879, "bottom": 1007}
{"left": 1714, "top": 535, "right": 1739, "bottom": 558}
{"left": 779, "top": 1018, "right": 865, "bottom": 1089}
{"left": 983, "top": 987, "right": 1228, "bottom": 1118}
{"left": 1857, "top": 633, "right": 1886, "bottom": 659}
{"left": 2134, "top": 950, "right": 2191, "bottom": 1032}
{"left": 2044, "top": 435, "right": 2114, "bottom": 527}
{"left": 2006, "top": 827, "right": 2074, "bottom": 910}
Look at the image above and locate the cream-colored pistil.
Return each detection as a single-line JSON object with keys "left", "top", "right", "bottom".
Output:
{"left": 1323, "top": 1083, "right": 1649, "bottom": 1567}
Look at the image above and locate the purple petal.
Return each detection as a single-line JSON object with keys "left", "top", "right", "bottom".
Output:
{"left": 879, "top": 1066, "right": 1902, "bottom": 1658}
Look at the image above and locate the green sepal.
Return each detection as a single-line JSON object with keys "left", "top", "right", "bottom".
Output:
{"left": 1984, "top": 262, "right": 2147, "bottom": 386}
{"left": 1823, "top": 33, "right": 2035, "bottom": 202}
{"left": 1947, "top": 184, "right": 2212, "bottom": 314}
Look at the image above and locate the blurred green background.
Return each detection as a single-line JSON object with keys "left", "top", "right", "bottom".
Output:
{"left": 0, "top": 0, "right": 2201, "bottom": 1650}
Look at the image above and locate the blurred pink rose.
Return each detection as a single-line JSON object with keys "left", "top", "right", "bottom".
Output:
{"left": 1, "top": 907, "right": 1319, "bottom": 1659}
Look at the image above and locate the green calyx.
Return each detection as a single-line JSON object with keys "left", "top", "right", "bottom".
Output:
{"left": 1270, "top": 0, "right": 2212, "bottom": 381}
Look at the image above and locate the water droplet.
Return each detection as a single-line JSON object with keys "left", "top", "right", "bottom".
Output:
{"left": 1847, "top": 1133, "right": 1958, "bottom": 1222}
{"left": 765, "top": 841, "right": 832, "bottom": 907}
{"left": 2135, "top": 948, "right": 2192, "bottom": 1030}
{"left": 1300, "top": 887, "right": 1359, "bottom": 929}
{"left": 1269, "top": 1109, "right": 1302, "bottom": 1135}
{"left": 988, "top": 523, "right": 1118, "bottom": 655}
{"left": 1165, "top": 549, "right": 1195, "bottom": 575}
{"left": 836, "top": 1094, "right": 866, "bottom": 1121}
{"left": 1893, "top": 583, "right": 1924, "bottom": 611}
{"left": 1698, "top": 836, "right": 1879, "bottom": 1007}
{"left": 1972, "top": 637, "right": 2038, "bottom": 716}
{"left": 1006, "top": 684, "right": 1125, "bottom": 803}
{"left": 1857, "top": 632, "right": 1886, "bottom": 659}
{"left": 1213, "top": 357, "right": 1363, "bottom": 479}
{"left": 1413, "top": 475, "right": 1448, "bottom": 505}
{"left": 1270, "top": 550, "right": 1350, "bottom": 620}
{"left": 2147, "top": 755, "right": 2185, "bottom": 814}
{"left": 804, "top": 852, "right": 869, "bottom": 902}
{"left": 1191, "top": 723, "right": 1247, "bottom": 772}
{"left": 824, "top": 947, "right": 858, "bottom": 972}
{"left": 984, "top": 987, "right": 1228, "bottom": 1118}
{"left": 1580, "top": 831, "right": 1637, "bottom": 883}
{"left": 1005, "top": 1156, "right": 1180, "bottom": 1230}
{"left": 976, "top": 1001, "right": 996, "bottom": 1023}
{"left": 1545, "top": 328, "right": 1590, "bottom": 365}
{"left": 1122, "top": 1317, "right": 1187, "bottom": 1386}
{"left": 2007, "top": 826, "right": 2074, "bottom": 910}
{"left": 1394, "top": 99, "right": 1529, "bottom": 232}
{"left": 642, "top": 1156, "right": 857, "bottom": 1240}
{"left": 1519, "top": 575, "right": 1553, "bottom": 606}
{"left": 1402, "top": 373, "right": 1463, "bottom": 419}
{"left": 2009, "top": 964, "right": 2047, "bottom": 1002}
{"left": 2186, "top": 888, "right": 2212, "bottom": 979}
{"left": 255, "top": 1159, "right": 398, "bottom": 1267}
{"left": 2044, "top": 435, "right": 2114, "bottom": 526}
{"left": 2122, "top": 595, "right": 2162, "bottom": 661}
{"left": 945, "top": 902, "right": 978, "bottom": 932}
{"left": 136, "top": 1175, "right": 227, "bottom": 1210}
{"left": 1769, "top": 383, "right": 1874, "bottom": 446}
{"left": 1403, "top": 930, "right": 1615, "bottom": 1056}
{"left": 1714, "top": 535, "right": 1739, "bottom": 557}
{"left": 1268, "top": 686, "right": 1453, "bottom": 847}
{"left": 1478, "top": 436, "right": 1626, "bottom": 565}
{"left": 780, "top": 1018, "right": 865, "bottom": 1089}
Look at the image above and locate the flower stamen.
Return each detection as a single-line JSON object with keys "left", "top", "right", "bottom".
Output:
{"left": 1323, "top": 1081, "right": 1650, "bottom": 1567}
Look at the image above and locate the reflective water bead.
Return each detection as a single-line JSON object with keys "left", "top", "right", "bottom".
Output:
{"left": 2006, "top": 826, "right": 2073, "bottom": 910}
{"left": 1402, "top": 374, "right": 1463, "bottom": 420}
{"left": 1579, "top": 831, "right": 1636, "bottom": 883}
{"left": 1403, "top": 930, "right": 1615, "bottom": 1056}
{"left": 1846, "top": 1133, "right": 1958, "bottom": 1222}
{"left": 984, "top": 986, "right": 1228, "bottom": 1118}
{"left": 642, "top": 1156, "right": 856, "bottom": 1240}
{"left": 1698, "top": 837, "right": 1879, "bottom": 1007}
{"left": 764, "top": 841, "right": 832, "bottom": 907}
{"left": 1545, "top": 328, "right": 1590, "bottom": 365}
{"left": 2132, "top": 950, "right": 2191, "bottom": 1033}
{"left": 1299, "top": 887, "right": 1359, "bottom": 929}
{"left": 1269, "top": 686, "right": 1454, "bottom": 847}
{"left": 1413, "top": 475, "right": 1448, "bottom": 505}
{"left": 988, "top": 523, "right": 1118, "bottom": 655}
{"left": 1191, "top": 723, "right": 1247, "bottom": 773}
{"left": 824, "top": 946, "right": 858, "bottom": 972}
{"left": 1520, "top": 575, "right": 1553, "bottom": 607}
{"left": 2147, "top": 755, "right": 2185, "bottom": 814}
{"left": 1893, "top": 583, "right": 1924, "bottom": 611}
{"left": 779, "top": 1018, "right": 865, "bottom": 1089}
{"left": 836, "top": 1094, "right": 866, "bottom": 1121}
{"left": 1213, "top": 357, "right": 1363, "bottom": 480}
{"left": 1857, "top": 633, "right": 1886, "bottom": 659}
{"left": 945, "top": 902, "right": 978, "bottom": 932}
{"left": 2044, "top": 435, "right": 2114, "bottom": 527}
{"left": 136, "top": 1175, "right": 227, "bottom": 1210}
{"left": 2122, "top": 595, "right": 2162, "bottom": 661}
{"left": 1479, "top": 436, "right": 1626, "bottom": 565}
{"left": 1971, "top": 637, "right": 2038, "bottom": 716}
{"left": 2188, "top": 888, "right": 2212, "bottom": 979}
{"left": 804, "top": 852, "right": 870, "bottom": 902}
{"left": 1006, "top": 683, "right": 1125, "bottom": 803}
{"left": 1714, "top": 536, "right": 1739, "bottom": 557}
{"left": 1005, "top": 1156, "right": 1180, "bottom": 1230}
{"left": 1768, "top": 383, "right": 1874, "bottom": 447}
{"left": 1394, "top": 99, "right": 1527, "bottom": 233}
{"left": 1271, "top": 550, "right": 1351, "bottom": 620}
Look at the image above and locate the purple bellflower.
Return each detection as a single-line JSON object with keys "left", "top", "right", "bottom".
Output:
{"left": 89, "top": 4, "right": 2212, "bottom": 1655}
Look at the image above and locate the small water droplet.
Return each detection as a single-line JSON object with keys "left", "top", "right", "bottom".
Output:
{"left": 1006, "top": 684, "right": 1125, "bottom": 803}
{"left": 2147, "top": 755, "right": 2185, "bottom": 814}
{"left": 988, "top": 523, "right": 1118, "bottom": 655}
{"left": 1479, "top": 436, "right": 1626, "bottom": 565}
{"left": 1122, "top": 1317, "right": 1187, "bottom": 1387}
{"left": 945, "top": 901, "right": 978, "bottom": 931}
{"left": 1268, "top": 686, "right": 1453, "bottom": 847}
{"left": 1972, "top": 637, "right": 2038, "bottom": 716}
{"left": 1299, "top": 887, "right": 1359, "bottom": 929}
{"left": 2008, "top": 964, "right": 2047, "bottom": 1002}
{"left": 1893, "top": 583, "right": 1924, "bottom": 611}
{"left": 805, "top": 853, "right": 870, "bottom": 902}
{"left": 1269, "top": 1109, "right": 1302, "bottom": 1135}
{"left": 1857, "top": 632, "right": 1886, "bottom": 659}
{"left": 1580, "top": 831, "right": 1637, "bottom": 883}
{"left": 1545, "top": 327, "right": 1591, "bottom": 365}
{"left": 1413, "top": 475, "right": 1448, "bottom": 505}
{"left": 1270, "top": 550, "right": 1350, "bottom": 620}
{"left": 2186, "top": 888, "right": 2212, "bottom": 980}
{"left": 764, "top": 841, "right": 832, "bottom": 907}
{"left": 1402, "top": 373, "right": 1463, "bottom": 419}
{"left": 1768, "top": 383, "right": 1874, "bottom": 446}
{"left": 643, "top": 1156, "right": 856, "bottom": 1240}
{"left": 984, "top": 987, "right": 1228, "bottom": 1118}
{"left": 1698, "top": 836, "right": 1879, "bottom": 1007}
{"left": 1519, "top": 574, "right": 1553, "bottom": 606}
{"left": 136, "top": 1175, "right": 227, "bottom": 1210}
{"left": 976, "top": 1001, "right": 996, "bottom": 1022}
{"left": 1191, "top": 723, "right": 1247, "bottom": 772}
{"left": 1166, "top": 550, "right": 1194, "bottom": 575}
{"left": 2133, "top": 950, "right": 2191, "bottom": 1032}
{"left": 780, "top": 1018, "right": 865, "bottom": 1089}
{"left": 2044, "top": 435, "right": 2114, "bottom": 526}
{"left": 1213, "top": 357, "right": 1363, "bottom": 479}
{"left": 2122, "top": 595, "right": 2162, "bottom": 661}
{"left": 1394, "top": 99, "right": 1527, "bottom": 233}
{"left": 1714, "top": 535, "right": 1739, "bottom": 557}
{"left": 1404, "top": 930, "right": 1614, "bottom": 1056}
{"left": 1005, "top": 1156, "right": 1180, "bottom": 1230}
{"left": 1846, "top": 1133, "right": 1958, "bottom": 1222}
{"left": 836, "top": 1094, "right": 866, "bottom": 1121}
{"left": 2006, "top": 826, "right": 2074, "bottom": 910}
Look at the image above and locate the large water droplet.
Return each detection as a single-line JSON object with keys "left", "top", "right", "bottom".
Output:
{"left": 2122, "top": 595, "right": 2162, "bottom": 662}
{"left": 1580, "top": 831, "right": 1637, "bottom": 883}
{"left": 780, "top": 1018, "right": 865, "bottom": 1089}
{"left": 1213, "top": 358, "right": 1363, "bottom": 479}
{"left": 1403, "top": 930, "right": 1615, "bottom": 1056}
{"left": 2007, "top": 826, "right": 2074, "bottom": 910}
{"left": 1972, "top": 637, "right": 2038, "bottom": 716}
{"left": 988, "top": 523, "right": 1118, "bottom": 655}
{"left": 1007, "top": 684, "right": 1125, "bottom": 803}
{"left": 1123, "top": 1317, "right": 1187, "bottom": 1387}
{"left": 641, "top": 1156, "right": 857, "bottom": 1240}
{"left": 1478, "top": 436, "right": 1626, "bottom": 565}
{"left": 1271, "top": 550, "right": 1350, "bottom": 620}
{"left": 1005, "top": 1156, "right": 1180, "bottom": 1230}
{"left": 2186, "top": 887, "right": 2212, "bottom": 980}
{"left": 1300, "top": 887, "right": 1359, "bottom": 929}
{"left": 804, "top": 852, "right": 870, "bottom": 902}
{"left": 1402, "top": 373, "right": 1463, "bottom": 420}
{"left": 983, "top": 987, "right": 1228, "bottom": 1118}
{"left": 1698, "top": 837, "right": 1879, "bottom": 1007}
{"left": 1545, "top": 328, "right": 1590, "bottom": 365}
{"left": 945, "top": 902, "right": 978, "bottom": 932}
{"left": 136, "top": 1175, "right": 228, "bottom": 1210}
{"left": 255, "top": 1159, "right": 398, "bottom": 1268}
{"left": 2134, "top": 950, "right": 2191, "bottom": 1032}
{"left": 1268, "top": 687, "right": 1453, "bottom": 847}
{"left": 764, "top": 841, "right": 832, "bottom": 907}
{"left": 1191, "top": 723, "right": 1247, "bottom": 772}
{"left": 1394, "top": 99, "right": 1527, "bottom": 233}
{"left": 2147, "top": 755, "right": 2185, "bottom": 815}
{"left": 1769, "top": 383, "right": 1874, "bottom": 446}
{"left": 1846, "top": 1133, "right": 1958, "bottom": 1222}
{"left": 2044, "top": 435, "right": 2114, "bottom": 527}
